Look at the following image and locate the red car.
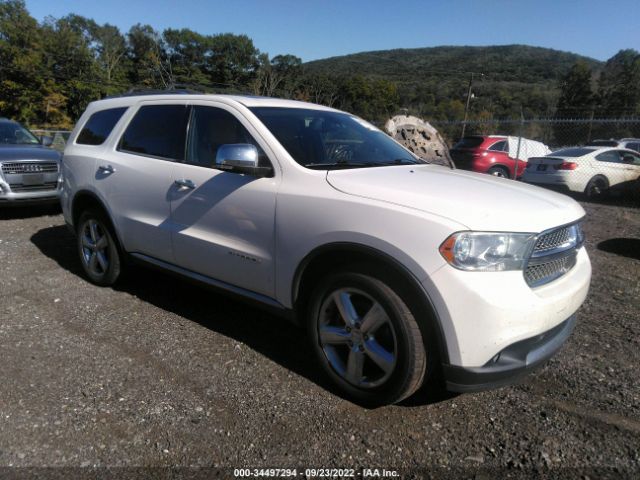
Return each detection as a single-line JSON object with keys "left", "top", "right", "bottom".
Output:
{"left": 450, "top": 135, "right": 528, "bottom": 179}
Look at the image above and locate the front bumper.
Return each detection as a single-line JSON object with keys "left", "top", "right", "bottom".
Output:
{"left": 443, "top": 314, "right": 576, "bottom": 392}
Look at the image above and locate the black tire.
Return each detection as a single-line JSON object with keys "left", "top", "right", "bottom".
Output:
{"left": 584, "top": 176, "right": 608, "bottom": 199}
{"left": 487, "top": 166, "right": 510, "bottom": 178}
{"left": 76, "top": 209, "right": 121, "bottom": 286}
{"left": 307, "top": 270, "right": 428, "bottom": 406}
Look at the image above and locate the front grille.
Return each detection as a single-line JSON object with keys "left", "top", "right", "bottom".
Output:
{"left": 533, "top": 225, "right": 576, "bottom": 254}
{"left": 525, "top": 251, "right": 578, "bottom": 287}
{"left": 524, "top": 222, "right": 583, "bottom": 287}
{"left": 9, "top": 182, "right": 58, "bottom": 192}
{"left": 1, "top": 162, "right": 59, "bottom": 174}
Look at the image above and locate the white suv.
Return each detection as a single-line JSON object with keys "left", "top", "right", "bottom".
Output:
{"left": 62, "top": 93, "right": 591, "bottom": 405}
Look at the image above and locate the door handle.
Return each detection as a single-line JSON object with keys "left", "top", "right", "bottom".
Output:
{"left": 174, "top": 178, "right": 196, "bottom": 189}
{"left": 98, "top": 165, "right": 116, "bottom": 174}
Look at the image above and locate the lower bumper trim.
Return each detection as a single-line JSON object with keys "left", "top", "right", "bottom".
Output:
{"left": 443, "top": 314, "right": 577, "bottom": 392}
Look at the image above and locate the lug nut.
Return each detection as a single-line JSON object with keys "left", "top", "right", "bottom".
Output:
{"left": 346, "top": 326, "right": 351, "bottom": 333}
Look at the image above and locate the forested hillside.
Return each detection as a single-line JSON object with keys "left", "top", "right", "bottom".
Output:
{"left": 305, "top": 45, "right": 603, "bottom": 119}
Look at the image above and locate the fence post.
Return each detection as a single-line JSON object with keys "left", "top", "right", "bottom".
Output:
{"left": 513, "top": 109, "right": 524, "bottom": 180}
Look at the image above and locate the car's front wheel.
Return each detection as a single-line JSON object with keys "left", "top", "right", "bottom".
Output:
{"left": 76, "top": 210, "right": 121, "bottom": 286}
{"left": 307, "top": 270, "right": 427, "bottom": 406}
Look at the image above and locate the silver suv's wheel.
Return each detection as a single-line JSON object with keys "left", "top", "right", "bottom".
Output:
{"left": 308, "top": 271, "right": 427, "bottom": 406}
{"left": 77, "top": 210, "right": 121, "bottom": 286}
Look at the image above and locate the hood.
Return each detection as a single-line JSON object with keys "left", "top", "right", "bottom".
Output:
{"left": 0, "top": 144, "right": 61, "bottom": 162}
{"left": 326, "top": 165, "right": 585, "bottom": 232}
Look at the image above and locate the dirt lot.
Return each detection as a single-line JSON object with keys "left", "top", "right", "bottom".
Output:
{"left": 0, "top": 199, "right": 638, "bottom": 479}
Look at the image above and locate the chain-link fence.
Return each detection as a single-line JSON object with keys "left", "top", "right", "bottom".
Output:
{"left": 31, "top": 129, "right": 71, "bottom": 152}
{"left": 429, "top": 118, "right": 640, "bottom": 202}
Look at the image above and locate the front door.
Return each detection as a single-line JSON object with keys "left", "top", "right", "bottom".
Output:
{"left": 169, "top": 104, "right": 278, "bottom": 297}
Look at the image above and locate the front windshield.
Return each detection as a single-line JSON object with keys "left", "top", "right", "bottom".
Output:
{"left": 0, "top": 121, "right": 40, "bottom": 145}
{"left": 250, "top": 107, "right": 424, "bottom": 169}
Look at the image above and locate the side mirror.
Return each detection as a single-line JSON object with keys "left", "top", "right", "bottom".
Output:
{"left": 41, "top": 135, "right": 54, "bottom": 147}
{"left": 215, "top": 144, "right": 273, "bottom": 177}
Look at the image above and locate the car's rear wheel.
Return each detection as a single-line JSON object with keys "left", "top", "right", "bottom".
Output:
{"left": 77, "top": 210, "right": 121, "bottom": 286}
{"left": 585, "top": 176, "right": 608, "bottom": 198}
{"left": 307, "top": 270, "right": 427, "bottom": 406}
{"left": 487, "top": 165, "right": 509, "bottom": 178}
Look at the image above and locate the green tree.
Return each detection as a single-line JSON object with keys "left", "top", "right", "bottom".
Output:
{"left": 596, "top": 49, "right": 640, "bottom": 118}
{"left": 0, "top": 0, "right": 46, "bottom": 123}
{"left": 553, "top": 61, "right": 594, "bottom": 144}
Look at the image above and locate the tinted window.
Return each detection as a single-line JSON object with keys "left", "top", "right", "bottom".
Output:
{"left": 595, "top": 151, "right": 622, "bottom": 163}
{"left": 452, "top": 137, "right": 484, "bottom": 149}
{"left": 186, "top": 106, "right": 268, "bottom": 168}
{"left": 626, "top": 142, "right": 640, "bottom": 153}
{"left": 621, "top": 151, "right": 640, "bottom": 165}
{"left": 76, "top": 107, "right": 127, "bottom": 145}
{"left": 119, "top": 105, "right": 190, "bottom": 160}
{"left": 488, "top": 140, "right": 507, "bottom": 152}
{"left": 551, "top": 147, "right": 595, "bottom": 157}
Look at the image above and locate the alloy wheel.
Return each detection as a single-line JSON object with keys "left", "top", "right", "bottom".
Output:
{"left": 317, "top": 288, "right": 398, "bottom": 388}
{"left": 81, "top": 219, "right": 110, "bottom": 277}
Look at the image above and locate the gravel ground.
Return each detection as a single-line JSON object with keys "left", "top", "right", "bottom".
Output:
{"left": 0, "top": 199, "right": 638, "bottom": 479}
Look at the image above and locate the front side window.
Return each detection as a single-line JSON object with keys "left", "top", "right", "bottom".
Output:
{"left": 0, "top": 121, "right": 40, "bottom": 145}
{"left": 488, "top": 140, "right": 507, "bottom": 152}
{"left": 186, "top": 106, "right": 268, "bottom": 168}
{"left": 119, "top": 105, "right": 190, "bottom": 161}
{"left": 77, "top": 107, "right": 127, "bottom": 145}
{"left": 250, "top": 107, "right": 422, "bottom": 169}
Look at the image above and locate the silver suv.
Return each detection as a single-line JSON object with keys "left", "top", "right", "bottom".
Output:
{"left": 0, "top": 118, "right": 62, "bottom": 205}
{"left": 62, "top": 93, "right": 590, "bottom": 405}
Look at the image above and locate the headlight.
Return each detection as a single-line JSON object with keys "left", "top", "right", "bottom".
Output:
{"left": 439, "top": 232, "right": 536, "bottom": 271}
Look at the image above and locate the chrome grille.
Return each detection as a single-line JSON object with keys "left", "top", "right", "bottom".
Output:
{"left": 1, "top": 162, "right": 59, "bottom": 174}
{"left": 533, "top": 226, "right": 575, "bottom": 254}
{"left": 525, "top": 222, "right": 583, "bottom": 287}
{"left": 525, "top": 251, "right": 577, "bottom": 287}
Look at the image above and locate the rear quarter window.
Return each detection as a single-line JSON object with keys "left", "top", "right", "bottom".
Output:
{"left": 76, "top": 107, "right": 128, "bottom": 145}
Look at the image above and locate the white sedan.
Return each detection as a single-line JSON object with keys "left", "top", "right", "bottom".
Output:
{"left": 523, "top": 147, "right": 640, "bottom": 197}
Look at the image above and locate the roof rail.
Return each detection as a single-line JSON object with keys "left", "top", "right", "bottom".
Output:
{"left": 105, "top": 87, "right": 205, "bottom": 99}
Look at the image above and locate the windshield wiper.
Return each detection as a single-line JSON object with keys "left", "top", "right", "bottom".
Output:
{"left": 305, "top": 162, "right": 372, "bottom": 170}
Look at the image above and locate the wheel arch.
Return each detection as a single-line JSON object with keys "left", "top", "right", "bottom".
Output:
{"left": 71, "top": 189, "right": 125, "bottom": 249}
{"left": 292, "top": 242, "right": 449, "bottom": 364}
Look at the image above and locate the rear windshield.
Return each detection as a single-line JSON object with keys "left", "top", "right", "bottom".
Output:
{"left": 587, "top": 140, "right": 618, "bottom": 147}
{"left": 452, "top": 137, "right": 484, "bottom": 149}
{"left": 550, "top": 147, "right": 594, "bottom": 157}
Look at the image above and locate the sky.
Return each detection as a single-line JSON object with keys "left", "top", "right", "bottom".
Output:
{"left": 24, "top": 0, "right": 639, "bottom": 62}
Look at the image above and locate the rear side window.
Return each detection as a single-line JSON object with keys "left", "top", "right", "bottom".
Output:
{"left": 452, "top": 137, "right": 484, "bottom": 149}
{"left": 595, "top": 151, "right": 622, "bottom": 163}
{"left": 488, "top": 140, "right": 507, "bottom": 152}
{"left": 119, "top": 105, "right": 190, "bottom": 161}
{"left": 76, "top": 107, "right": 127, "bottom": 145}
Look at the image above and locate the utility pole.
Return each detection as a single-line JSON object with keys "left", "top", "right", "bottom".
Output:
{"left": 461, "top": 72, "right": 482, "bottom": 139}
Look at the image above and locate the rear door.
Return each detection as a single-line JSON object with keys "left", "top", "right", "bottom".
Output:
{"left": 96, "top": 102, "right": 190, "bottom": 262}
{"left": 594, "top": 150, "right": 630, "bottom": 187}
